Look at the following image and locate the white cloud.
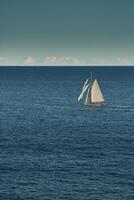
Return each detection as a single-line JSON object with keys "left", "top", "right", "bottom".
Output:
{"left": 116, "top": 57, "right": 130, "bottom": 65}
{"left": 25, "top": 56, "right": 35, "bottom": 65}
{"left": 44, "top": 56, "right": 80, "bottom": 65}
{"left": 87, "top": 58, "right": 106, "bottom": 66}
{"left": 86, "top": 57, "right": 134, "bottom": 66}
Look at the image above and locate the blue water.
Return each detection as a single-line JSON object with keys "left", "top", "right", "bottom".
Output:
{"left": 0, "top": 66, "right": 134, "bottom": 200}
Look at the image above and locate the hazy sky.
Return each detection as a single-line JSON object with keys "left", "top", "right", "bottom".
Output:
{"left": 0, "top": 0, "right": 134, "bottom": 65}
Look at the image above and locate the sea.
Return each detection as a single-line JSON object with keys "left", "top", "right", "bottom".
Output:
{"left": 0, "top": 66, "right": 134, "bottom": 200}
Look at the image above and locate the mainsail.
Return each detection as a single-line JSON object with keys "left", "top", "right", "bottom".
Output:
{"left": 91, "top": 79, "right": 104, "bottom": 103}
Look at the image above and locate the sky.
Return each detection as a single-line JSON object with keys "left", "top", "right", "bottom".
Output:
{"left": 0, "top": 0, "right": 134, "bottom": 66}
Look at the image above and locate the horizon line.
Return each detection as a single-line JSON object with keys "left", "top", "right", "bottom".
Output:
{"left": 0, "top": 65, "right": 134, "bottom": 67}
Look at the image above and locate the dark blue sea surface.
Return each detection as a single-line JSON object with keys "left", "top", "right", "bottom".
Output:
{"left": 0, "top": 66, "right": 134, "bottom": 200}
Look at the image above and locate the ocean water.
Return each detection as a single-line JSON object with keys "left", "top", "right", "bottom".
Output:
{"left": 0, "top": 66, "right": 134, "bottom": 200}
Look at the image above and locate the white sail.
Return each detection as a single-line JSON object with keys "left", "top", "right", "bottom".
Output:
{"left": 91, "top": 79, "right": 104, "bottom": 103}
{"left": 78, "top": 83, "right": 89, "bottom": 101}
{"left": 85, "top": 85, "right": 91, "bottom": 105}
{"left": 82, "top": 79, "right": 89, "bottom": 90}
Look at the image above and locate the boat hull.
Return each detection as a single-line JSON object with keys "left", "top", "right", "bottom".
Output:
{"left": 89, "top": 102, "right": 105, "bottom": 107}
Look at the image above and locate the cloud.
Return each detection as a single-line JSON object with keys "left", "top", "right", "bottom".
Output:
{"left": 86, "top": 57, "right": 134, "bottom": 66}
{"left": 25, "top": 56, "right": 35, "bottom": 65}
{"left": 116, "top": 57, "right": 129, "bottom": 64}
{"left": 44, "top": 56, "right": 80, "bottom": 65}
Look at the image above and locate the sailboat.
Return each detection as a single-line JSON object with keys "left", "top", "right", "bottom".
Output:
{"left": 78, "top": 73, "right": 105, "bottom": 106}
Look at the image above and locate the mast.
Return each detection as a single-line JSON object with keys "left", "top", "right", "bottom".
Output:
{"left": 90, "top": 72, "right": 92, "bottom": 83}
{"left": 84, "top": 81, "right": 92, "bottom": 105}
{"left": 84, "top": 72, "right": 92, "bottom": 105}
{"left": 85, "top": 86, "right": 91, "bottom": 105}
